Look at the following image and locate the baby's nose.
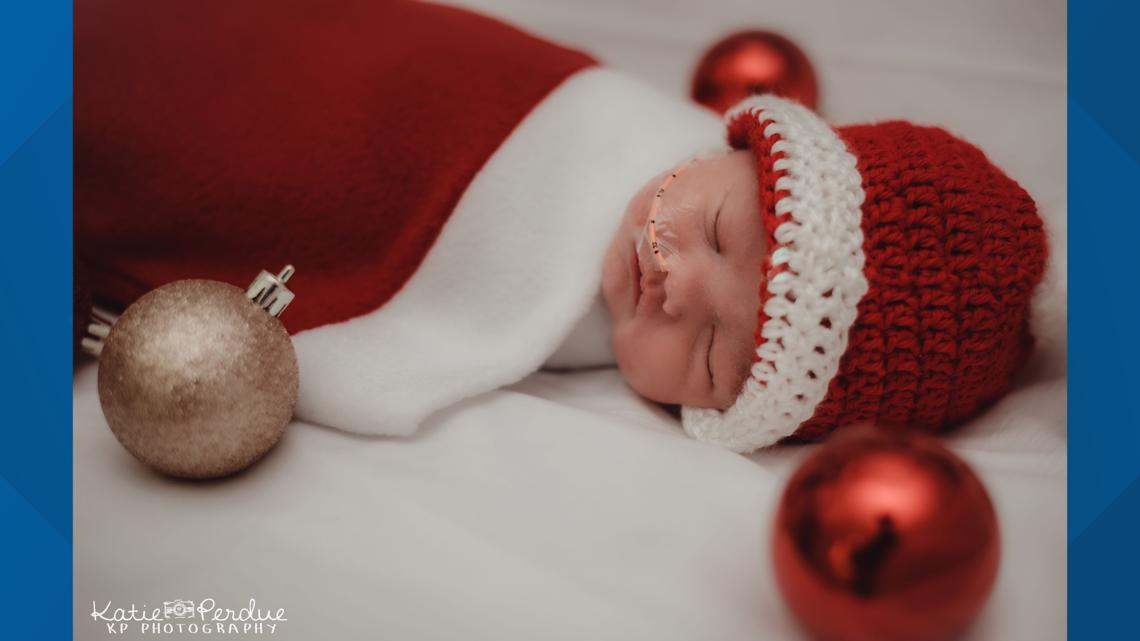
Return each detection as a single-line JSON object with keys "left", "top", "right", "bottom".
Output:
{"left": 660, "top": 263, "right": 708, "bottom": 319}
{"left": 640, "top": 269, "right": 667, "bottom": 301}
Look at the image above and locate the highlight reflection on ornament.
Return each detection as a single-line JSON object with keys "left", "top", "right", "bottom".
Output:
{"left": 772, "top": 426, "right": 999, "bottom": 641}
{"left": 691, "top": 31, "right": 819, "bottom": 114}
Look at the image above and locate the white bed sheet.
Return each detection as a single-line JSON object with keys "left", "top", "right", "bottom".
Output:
{"left": 73, "top": 0, "right": 1066, "bottom": 639}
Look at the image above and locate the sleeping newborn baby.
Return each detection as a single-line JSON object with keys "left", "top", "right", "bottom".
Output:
{"left": 599, "top": 106, "right": 1047, "bottom": 451}
{"left": 77, "top": 0, "right": 1046, "bottom": 451}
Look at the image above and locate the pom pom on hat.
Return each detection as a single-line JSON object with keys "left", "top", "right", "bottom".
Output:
{"left": 682, "top": 95, "right": 1047, "bottom": 453}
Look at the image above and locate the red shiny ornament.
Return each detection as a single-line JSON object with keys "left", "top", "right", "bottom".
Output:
{"left": 692, "top": 31, "right": 818, "bottom": 114}
{"left": 772, "top": 426, "right": 999, "bottom": 641}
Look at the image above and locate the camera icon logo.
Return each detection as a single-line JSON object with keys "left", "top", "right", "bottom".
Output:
{"left": 163, "top": 599, "right": 196, "bottom": 619}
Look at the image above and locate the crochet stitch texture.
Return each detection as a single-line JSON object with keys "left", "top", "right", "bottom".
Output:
{"left": 681, "top": 95, "right": 1047, "bottom": 451}
{"left": 796, "top": 121, "right": 1047, "bottom": 440}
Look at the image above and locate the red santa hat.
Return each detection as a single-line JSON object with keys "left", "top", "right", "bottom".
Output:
{"left": 682, "top": 95, "right": 1047, "bottom": 452}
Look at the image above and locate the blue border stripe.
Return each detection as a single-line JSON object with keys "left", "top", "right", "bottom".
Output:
{"left": 0, "top": 1, "right": 73, "bottom": 639}
{"left": 1070, "top": 0, "right": 1140, "bottom": 638}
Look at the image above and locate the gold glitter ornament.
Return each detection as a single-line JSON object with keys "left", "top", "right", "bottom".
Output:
{"left": 94, "top": 267, "right": 299, "bottom": 479}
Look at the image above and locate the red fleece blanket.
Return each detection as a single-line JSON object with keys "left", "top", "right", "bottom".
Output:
{"left": 77, "top": 0, "right": 595, "bottom": 334}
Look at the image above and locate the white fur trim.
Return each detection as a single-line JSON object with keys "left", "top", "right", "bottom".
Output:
{"left": 681, "top": 96, "right": 868, "bottom": 453}
{"left": 291, "top": 68, "right": 724, "bottom": 436}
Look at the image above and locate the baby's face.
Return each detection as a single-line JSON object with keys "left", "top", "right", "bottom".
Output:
{"left": 602, "top": 150, "right": 765, "bottom": 410}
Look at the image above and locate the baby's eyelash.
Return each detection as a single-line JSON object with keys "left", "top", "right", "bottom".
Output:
{"left": 712, "top": 207, "right": 723, "bottom": 252}
{"left": 712, "top": 183, "right": 732, "bottom": 254}
{"left": 706, "top": 325, "right": 716, "bottom": 387}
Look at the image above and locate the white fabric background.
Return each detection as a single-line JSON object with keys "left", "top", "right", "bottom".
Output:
{"left": 73, "top": 1, "right": 1066, "bottom": 639}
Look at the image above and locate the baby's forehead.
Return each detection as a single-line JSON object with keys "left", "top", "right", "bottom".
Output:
{"left": 672, "top": 154, "right": 750, "bottom": 199}
{"left": 692, "top": 150, "right": 758, "bottom": 189}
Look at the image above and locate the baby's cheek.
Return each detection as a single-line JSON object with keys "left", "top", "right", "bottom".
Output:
{"left": 613, "top": 323, "right": 694, "bottom": 406}
{"left": 718, "top": 368, "right": 749, "bottom": 410}
{"left": 611, "top": 326, "right": 641, "bottom": 384}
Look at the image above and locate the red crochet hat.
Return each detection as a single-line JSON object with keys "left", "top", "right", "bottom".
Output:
{"left": 681, "top": 95, "right": 1047, "bottom": 452}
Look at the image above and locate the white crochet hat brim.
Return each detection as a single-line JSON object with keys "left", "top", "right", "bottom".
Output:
{"left": 680, "top": 95, "right": 868, "bottom": 453}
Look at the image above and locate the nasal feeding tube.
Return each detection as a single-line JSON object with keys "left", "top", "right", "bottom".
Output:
{"left": 636, "top": 160, "right": 694, "bottom": 273}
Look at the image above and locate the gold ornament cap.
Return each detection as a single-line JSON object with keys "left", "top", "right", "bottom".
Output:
{"left": 245, "top": 265, "right": 295, "bottom": 317}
